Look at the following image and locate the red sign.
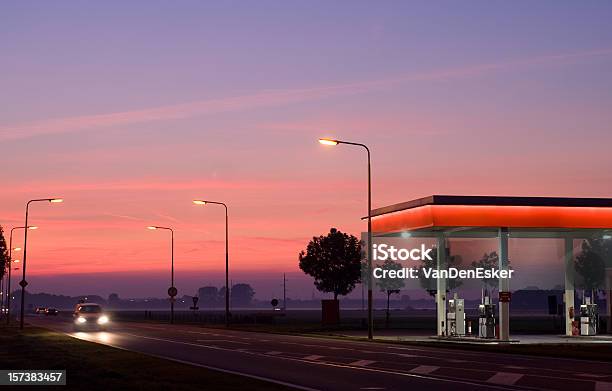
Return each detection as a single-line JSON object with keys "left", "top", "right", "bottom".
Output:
{"left": 499, "top": 292, "right": 512, "bottom": 302}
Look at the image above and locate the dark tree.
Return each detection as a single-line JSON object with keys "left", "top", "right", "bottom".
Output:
{"left": 418, "top": 244, "right": 463, "bottom": 296}
{"left": 198, "top": 286, "right": 219, "bottom": 307}
{"left": 576, "top": 238, "right": 610, "bottom": 299}
{"left": 0, "top": 226, "right": 9, "bottom": 281}
{"left": 108, "top": 293, "right": 120, "bottom": 307}
{"left": 299, "top": 228, "right": 362, "bottom": 300}
{"left": 375, "top": 258, "right": 404, "bottom": 327}
{"left": 231, "top": 283, "right": 255, "bottom": 307}
{"left": 471, "top": 251, "right": 511, "bottom": 291}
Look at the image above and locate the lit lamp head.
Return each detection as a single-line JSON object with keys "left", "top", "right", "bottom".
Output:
{"left": 318, "top": 138, "right": 339, "bottom": 146}
{"left": 13, "top": 259, "right": 20, "bottom": 263}
{"left": 49, "top": 198, "right": 64, "bottom": 203}
{"left": 192, "top": 200, "right": 208, "bottom": 205}
{"left": 146, "top": 226, "right": 157, "bottom": 230}
{"left": 28, "top": 226, "right": 38, "bottom": 230}
{"left": 12, "top": 247, "right": 22, "bottom": 252}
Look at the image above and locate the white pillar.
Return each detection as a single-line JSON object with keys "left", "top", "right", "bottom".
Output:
{"left": 605, "top": 268, "right": 611, "bottom": 334}
{"left": 498, "top": 228, "right": 510, "bottom": 341}
{"left": 436, "top": 234, "right": 447, "bottom": 336}
{"left": 564, "top": 237, "right": 575, "bottom": 336}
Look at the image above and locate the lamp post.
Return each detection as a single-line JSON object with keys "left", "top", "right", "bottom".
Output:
{"left": 20, "top": 198, "right": 62, "bottom": 329}
{"left": 319, "top": 137, "right": 374, "bottom": 340}
{"left": 7, "top": 226, "right": 37, "bottom": 325}
{"left": 193, "top": 200, "right": 230, "bottom": 327}
{"left": 147, "top": 226, "right": 176, "bottom": 324}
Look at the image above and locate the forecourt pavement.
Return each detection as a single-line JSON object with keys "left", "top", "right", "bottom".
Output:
{"left": 26, "top": 316, "right": 612, "bottom": 391}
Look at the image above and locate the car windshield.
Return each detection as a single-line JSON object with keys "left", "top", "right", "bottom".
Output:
{"left": 79, "top": 305, "right": 102, "bottom": 313}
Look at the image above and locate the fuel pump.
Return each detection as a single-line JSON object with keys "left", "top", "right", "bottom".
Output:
{"left": 478, "top": 288, "right": 496, "bottom": 338}
{"left": 580, "top": 297, "right": 598, "bottom": 336}
{"left": 447, "top": 293, "right": 465, "bottom": 336}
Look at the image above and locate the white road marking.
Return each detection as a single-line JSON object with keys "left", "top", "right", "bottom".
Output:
{"left": 34, "top": 326, "right": 525, "bottom": 391}
{"left": 147, "top": 353, "right": 319, "bottom": 391}
{"left": 196, "top": 339, "right": 250, "bottom": 345}
{"left": 303, "top": 355, "right": 324, "bottom": 361}
{"left": 409, "top": 365, "right": 439, "bottom": 375}
{"left": 349, "top": 360, "right": 375, "bottom": 367}
{"left": 395, "top": 353, "right": 417, "bottom": 358}
{"left": 137, "top": 325, "right": 168, "bottom": 330}
{"left": 185, "top": 330, "right": 223, "bottom": 336}
{"left": 504, "top": 365, "right": 526, "bottom": 370}
{"left": 595, "top": 382, "right": 612, "bottom": 391}
{"left": 487, "top": 372, "right": 523, "bottom": 385}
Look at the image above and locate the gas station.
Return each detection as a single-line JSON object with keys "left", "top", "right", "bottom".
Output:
{"left": 370, "top": 195, "right": 612, "bottom": 342}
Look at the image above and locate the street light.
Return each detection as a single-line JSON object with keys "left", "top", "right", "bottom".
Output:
{"left": 318, "top": 137, "right": 374, "bottom": 340}
{"left": 146, "top": 226, "right": 176, "bottom": 324}
{"left": 20, "top": 198, "right": 62, "bottom": 329}
{"left": 5, "top": 226, "right": 37, "bottom": 325}
{"left": 193, "top": 199, "right": 230, "bottom": 327}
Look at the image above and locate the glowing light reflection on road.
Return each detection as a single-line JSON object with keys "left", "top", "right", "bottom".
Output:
{"left": 72, "top": 331, "right": 115, "bottom": 345}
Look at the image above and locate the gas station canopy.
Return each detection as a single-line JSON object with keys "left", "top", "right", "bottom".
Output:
{"left": 371, "top": 195, "right": 612, "bottom": 238}
{"left": 368, "top": 195, "right": 612, "bottom": 340}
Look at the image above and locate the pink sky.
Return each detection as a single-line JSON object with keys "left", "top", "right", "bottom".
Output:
{"left": 2, "top": 2, "right": 612, "bottom": 298}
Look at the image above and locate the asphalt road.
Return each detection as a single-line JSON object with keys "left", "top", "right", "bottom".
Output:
{"left": 26, "top": 316, "right": 612, "bottom": 391}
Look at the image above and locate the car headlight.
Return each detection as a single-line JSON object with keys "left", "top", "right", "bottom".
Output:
{"left": 97, "top": 316, "right": 109, "bottom": 325}
{"left": 77, "top": 317, "right": 86, "bottom": 324}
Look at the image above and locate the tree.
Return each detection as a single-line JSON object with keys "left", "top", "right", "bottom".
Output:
{"left": 418, "top": 243, "right": 463, "bottom": 296}
{"left": 375, "top": 259, "right": 404, "bottom": 327}
{"left": 470, "top": 251, "right": 512, "bottom": 293}
{"left": 0, "top": 226, "right": 9, "bottom": 281}
{"left": 576, "top": 238, "right": 610, "bottom": 300}
{"left": 198, "top": 286, "right": 219, "bottom": 307}
{"left": 299, "top": 228, "right": 362, "bottom": 300}
{"left": 231, "top": 283, "right": 255, "bottom": 307}
{"left": 108, "top": 293, "right": 120, "bottom": 307}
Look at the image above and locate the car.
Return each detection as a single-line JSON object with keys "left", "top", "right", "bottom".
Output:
{"left": 73, "top": 303, "right": 110, "bottom": 331}
{"left": 35, "top": 307, "right": 47, "bottom": 314}
{"left": 45, "top": 308, "right": 59, "bottom": 316}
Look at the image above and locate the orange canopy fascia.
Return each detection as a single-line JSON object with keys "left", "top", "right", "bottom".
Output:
{"left": 371, "top": 196, "right": 612, "bottom": 233}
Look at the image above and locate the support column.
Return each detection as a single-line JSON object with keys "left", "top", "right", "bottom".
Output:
{"left": 436, "top": 234, "right": 447, "bottom": 336}
{"left": 606, "top": 268, "right": 612, "bottom": 334}
{"left": 564, "top": 237, "right": 575, "bottom": 336}
{"left": 498, "top": 228, "right": 510, "bottom": 341}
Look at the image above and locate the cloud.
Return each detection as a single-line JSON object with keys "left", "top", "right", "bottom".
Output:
{"left": 1, "top": 48, "right": 611, "bottom": 142}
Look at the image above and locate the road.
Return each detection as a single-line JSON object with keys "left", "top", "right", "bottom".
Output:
{"left": 26, "top": 316, "right": 612, "bottom": 391}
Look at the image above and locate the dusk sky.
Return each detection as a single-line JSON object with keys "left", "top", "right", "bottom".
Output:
{"left": 2, "top": 1, "right": 612, "bottom": 299}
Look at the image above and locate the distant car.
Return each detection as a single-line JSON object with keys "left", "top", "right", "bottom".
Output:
{"left": 45, "top": 308, "right": 59, "bottom": 316}
{"left": 73, "top": 303, "right": 109, "bottom": 331}
{"left": 35, "top": 307, "right": 47, "bottom": 314}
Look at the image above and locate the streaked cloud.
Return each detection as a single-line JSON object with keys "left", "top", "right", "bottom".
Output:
{"left": 2, "top": 48, "right": 610, "bottom": 142}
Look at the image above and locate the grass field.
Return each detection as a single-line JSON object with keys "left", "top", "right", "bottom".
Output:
{"left": 0, "top": 325, "right": 290, "bottom": 390}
